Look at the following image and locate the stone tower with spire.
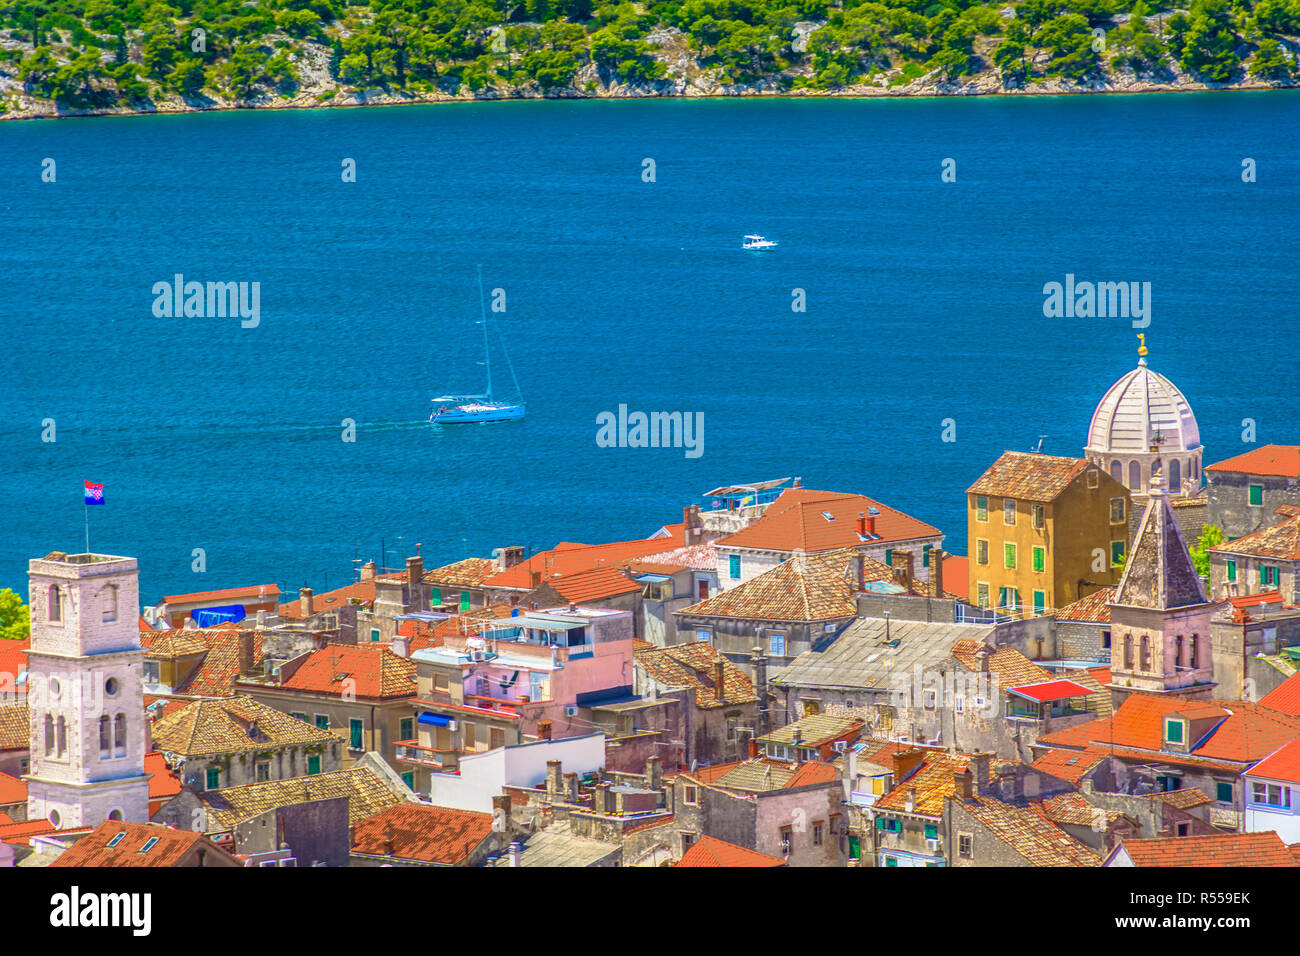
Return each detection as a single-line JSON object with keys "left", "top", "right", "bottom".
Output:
{"left": 25, "top": 552, "right": 151, "bottom": 829}
{"left": 1107, "top": 470, "right": 1218, "bottom": 701}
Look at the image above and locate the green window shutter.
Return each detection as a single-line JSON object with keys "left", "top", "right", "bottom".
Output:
{"left": 315, "top": 715, "right": 330, "bottom": 730}
{"left": 431, "top": 586, "right": 442, "bottom": 605}
{"left": 1216, "top": 782, "right": 1233, "bottom": 802}
{"left": 876, "top": 817, "right": 887, "bottom": 831}
{"left": 401, "top": 772, "right": 415, "bottom": 790}
{"left": 1165, "top": 719, "right": 1183, "bottom": 743}
{"left": 349, "top": 718, "right": 363, "bottom": 750}
{"left": 460, "top": 591, "right": 471, "bottom": 612}
{"left": 205, "top": 767, "right": 220, "bottom": 790}
{"left": 922, "top": 545, "right": 932, "bottom": 568}
{"left": 729, "top": 555, "right": 741, "bottom": 579}
{"left": 884, "top": 549, "right": 894, "bottom": 567}
{"left": 1032, "top": 547, "right": 1044, "bottom": 572}
{"left": 400, "top": 717, "right": 413, "bottom": 740}
{"left": 924, "top": 823, "right": 938, "bottom": 840}
{"left": 307, "top": 754, "right": 321, "bottom": 775}
{"left": 1227, "top": 559, "right": 1236, "bottom": 582}
{"left": 848, "top": 835, "right": 860, "bottom": 858}
{"left": 1261, "top": 565, "right": 1267, "bottom": 585}
{"left": 1033, "top": 590, "right": 1046, "bottom": 613}
{"left": 885, "top": 856, "right": 898, "bottom": 867}
{"left": 1249, "top": 484, "right": 1263, "bottom": 506}
{"left": 1112, "top": 541, "right": 1124, "bottom": 565}
{"left": 370, "top": 628, "right": 380, "bottom": 642}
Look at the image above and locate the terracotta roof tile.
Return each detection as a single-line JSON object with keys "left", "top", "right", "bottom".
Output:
{"left": 274, "top": 643, "right": 416, "bottom": 699}
{"left": 141, "top": 628, "right": 264, "bottom": 696}
{"left": 758, "top": 713, "right": 862, "bottom": 748}
{"left": 144, "top": 752, "right": 182, "bottom": 802}
{"left": 484, "top": 530, "right": 687, "bottom": 591}
{"left": 950, "top": 639, "right": 1054, "bottom": 687}
{"left": 962, "top": 795, "right": 1101, "bottom": 866}
{"left": 718, "top": 488, "right": 940, "bottom": 552}
{"left": 967, "top": 452, "right": 1091, "bottom": 502}
{"left": 197, "top": 766, "right": 411, "bottom": 831}
{"left": 1116, "top": 831, "right": 1297, "bottom": 867}
{"left": 151, "top": 695, "right": 339, "bottom": 756}
{"left": 0, "top": 702, "right": 28, "bottom": 751}
{"left": 163, "top": 584, "right": 279, "bottom": 605}
{"left": 1055, "top": 587, "right": 1115, "bottom": 623}
{"left": 424, "top": 558, "right": 498, "bottom": 589}
{"left": 351, "top": 803, "right": 494, "bottom": 864}
{"left": 52, "top": 822, "right": 233, "bottom": 867}
{"left": 1205, "top": 445, "right": 1300, "bottom": 478}
{"left": 1260, "top": 671, "right": 1300, "bottom": 717}
{"left": 1211, "top": 511, "right": 1300, "bottom": 561}
{"left": 0, "top": 639, "right": 29, "bottom": 690}
{"left": 677, "top": 835, "right": 786, "bottom": 867}
{"left": 679, "top": 549, "right": 860, "bottom": 622}
{"left": 876, "top": 752, "right": 976, "bottom": 816}
{"left": 0, "top": 771, "right": 26, "bottom": 804}
{"left": 1030, "top": 748, "right": 1106, "bottom": 784}
{"left": 635, "top": 642, "right": 758, "bottom": 709}
{"left": 543, "top": 566, "right": 642, "bottom": 604}
{"left": 277, "top": 580, "right": 378, "bottom": 620}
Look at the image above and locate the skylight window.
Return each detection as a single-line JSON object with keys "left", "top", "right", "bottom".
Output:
{"left": 821, "top": 512, "right": 835, "bottom": 521}
{"left": 139, "top": 837, "right": 160, "bottom": 853}
{"left": 107, "top": 832, "right": 127, "bottom": 848}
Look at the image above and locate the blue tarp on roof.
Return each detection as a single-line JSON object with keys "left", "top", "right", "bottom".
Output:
{"left": 192, "top": 605, "right": 247, "bottom": 627}
{"left": 418, "top": 712, "right": 452, "bottom": 727}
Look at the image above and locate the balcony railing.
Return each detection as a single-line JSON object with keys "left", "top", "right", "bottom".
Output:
{"left": 394, "top": 740, "right": 460, "bottom": 771}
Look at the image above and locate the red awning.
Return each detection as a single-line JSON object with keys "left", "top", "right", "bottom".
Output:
{"left": 1008, "top": 679, "right": 1093, "bottom": 703}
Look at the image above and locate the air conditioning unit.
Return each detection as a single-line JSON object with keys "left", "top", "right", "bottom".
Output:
{"left": 446, "top": 720, "right": 458, "bottom": 732}
{"left": 564, "top": 705, "right": 579, "bottom": 717}
{"left": 926, "top": 839, "right": 940, "bottom": 851}
{"left": 832, "top": 740, "right": 848, "bottom": 753}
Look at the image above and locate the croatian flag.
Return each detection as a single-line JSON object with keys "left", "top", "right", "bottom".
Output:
{"left": 84, "top": 481, "right": 105, "bottom": 505}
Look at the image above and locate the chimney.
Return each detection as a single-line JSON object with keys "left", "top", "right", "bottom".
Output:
{"left": 857, "top": 512, "right": 866, "bottom": 537}
{"left": 236, "top": 629, "right": 256, "bottom": 675}
{"left": 597, "top": 782, "right": 612, "bottom": 815}
{"left": 348, "top": 825, "right": 356, "bottom": 848}
{"left": 683, "top": 505, "right": 694, "bottom": 546}
{"left": 792, "top": 477, "right": 802, "bottom": 489}
{"left": 905, "top": 787, "right": 916, "bottom": 813}
{"left": 969, "top": 753, "right": 992, "bottom": 795}
{"left": 891, "top": 551, "right": 914, "bottom": 590}
{"left": 529, "top": 570, "right": 543, "bottom": 589}
{"left": 615, "top": 790, "right": 627, "bottom": 816}
{"left": 382, "top": 824, "right": 394, "bottom": 857}
{"left": 546, "top": 760, "right": 563, "bottom": 796}
{"left": 932, "top": 546, "right": 944, "bottom": 595}
{"left": 791, "top": 725, "right": 803, "bottom": 762}
{"left": 537, "top": 720, "right": 552, "bottom": 741}
{"left": 492, "top": 794, "right": 512, "bottom": 835}
{"left": 406, "top": 557, "right": 424, "bottom": 610}
{"left": 299, "top": 588, "right": 313, "bottom": 617}
{"left": 750, "top": 646, "right": 768, "bottom": 737}
{"left": 391, "top": 634, "right": 410, "bottom": 658}
{"left": 567, "top": 602, "right": 577, "bottom": 613}
{"left": 712, "top": 659, "right": 727, "bottom": 703}
{"left": 955, "top": 768, "right": 973, "bottom": 801}
{"left": 865, "top": 514, "right": 877, "bottom": 538}
{"left": 360, "top": 561, "right": 376, "bottom": 582}
{"left": 563, "top": 771, "right": 579, "bottom": 803}
{"left": 645, "top": 756, "right": 663, "bottom": 791}
{"left": 508, "top": 841, "right": 523, "bottom": 867}
{"left": 855, "top": 553, "right": 865, "bottom": 591}
{"left": 892, "top": 749, "right": 926, "bottom": 784}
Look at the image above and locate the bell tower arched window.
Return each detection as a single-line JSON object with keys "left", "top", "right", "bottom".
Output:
{"left": 1170, "top": 459, "right": 1181, "bottom": 492}
{"left": 48, "top": 584, "right": 61, "bottom": 622}
{"left": 1129, "top": 462, "right": 1141, "bottom": 490}
{"left": 102, "top": 585, "right": 117, "bottom": 623}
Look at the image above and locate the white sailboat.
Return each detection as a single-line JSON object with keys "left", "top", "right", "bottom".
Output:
{"left": 430, "top": 268, "right": 525, "bottom": 424}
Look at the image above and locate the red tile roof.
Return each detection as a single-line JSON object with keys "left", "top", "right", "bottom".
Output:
{"left": 145, "top": 752, "right": 182, "bottom": 803}
{"left": 272, "top": 643, "right": 416, "bottom": 699}
{"left": 52, "top": 821, "right": 234, "bottom": 867}
{"left": 351, "top": 803, "right": 494, "bottom": 864}
{"left": 543, "top": 566, "right": 642, "bottom": 604}
{"left": 1030, "top": 748, "right": 1106, "bottom": 784}
{"left": 142, "top": 628, "right": 264, "bottom": 697}
{"left": 1247, "top": 737, "right": 1300, "bottom": 784}
{"left": 424, "top": 558, "right": 498, "bottom": 589}
{"left": 163, "top": 584, "right": 279, "bottom": 605}
{"left": 0, "top": 818, "right": 65, "bottom": 847}
{"left": 1010, "top": 679, "right": 1095, "bottom": 703}
{"left": 0, "top": 638, "right": 28, "bottom": 690}
{"left": 1211, "top": 510, "right": 1300, "bottom": 561}
{"left": 277, "top": 580, "right": 379, "bottom": 620}
{"left": 718, "top": 488, "right": 940, "bottom": 552}
{"left": 1055, "top": 587, "right": 1115, "bottom": 623}
{"left": 1205, "top": 445, "right": 1300, "bottom": 478}
{"left": 679, "top": 548, "right": 860, "bottom": 622}
{"left": 677, "top": 835, "right": 786, "bottom": 867}
{"left": 1115, "top": 831, "right": 1297, "bottom": 867}
{"left": 939, "top": 555, "right": 969, "bottom": 600}
{"left": 635, "top": 642, "right": 759, "bottom": 709}
{"left": 1260, "top": 671, "right": 1300, "bottom": 717}
{"left": 484, "top": 529, "right": 687, "bottom": 592}
{"left": 1038, "top": 693, "right": 1300, "bottom": 766}
{"left": 0, "top": 771, "right": 25, "bottom": 804}
{"left": 967, "top": 452, "right": 1092, "bottom": 502}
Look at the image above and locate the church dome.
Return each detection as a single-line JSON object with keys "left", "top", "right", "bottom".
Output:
{"left": 1087, "top": 358, "right": 1201, "bottom": 455}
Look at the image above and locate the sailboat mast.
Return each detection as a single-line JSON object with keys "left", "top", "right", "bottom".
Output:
{"left": 478, "top": 265, "right": 492, "bottom": 401}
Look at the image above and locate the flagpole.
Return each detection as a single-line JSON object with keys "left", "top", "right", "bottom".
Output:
{"left": 84, "top": 500, "right": 89, "bottom": 554}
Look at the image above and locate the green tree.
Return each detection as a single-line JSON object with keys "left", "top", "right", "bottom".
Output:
{"left": 1249, "top": 38, "right": 1294, "bottom": 79}
{"left": 1190, "top": 524, "right": 1227, "bottom": 578}
{"left": 0, "top": 589, "right": 29, "bottom": 643}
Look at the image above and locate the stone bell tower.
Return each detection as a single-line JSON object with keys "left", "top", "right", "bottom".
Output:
{"left": 25, "top": 552, "right": 150, "bottom": 829}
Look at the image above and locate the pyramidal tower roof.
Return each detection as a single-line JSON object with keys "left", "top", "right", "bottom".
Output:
{"left": 1112, "top": 470, "right": 1209, "bottom": 610}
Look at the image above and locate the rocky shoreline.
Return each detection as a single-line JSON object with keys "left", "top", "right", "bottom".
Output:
{"left": 3, "top": 25, "right": 1297, "bottom": 123}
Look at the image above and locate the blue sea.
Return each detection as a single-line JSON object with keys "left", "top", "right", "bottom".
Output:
{"left": 2, "top": 92, "right": 1297, "bottom": 602}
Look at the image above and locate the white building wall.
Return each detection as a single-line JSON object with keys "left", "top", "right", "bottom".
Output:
{"left": 427, "top": 733, "right": 606, "bottom": 812}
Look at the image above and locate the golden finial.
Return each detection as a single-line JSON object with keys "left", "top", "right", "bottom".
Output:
{"left": 1137, "top": 333, "right": 1148, "bottom": 358}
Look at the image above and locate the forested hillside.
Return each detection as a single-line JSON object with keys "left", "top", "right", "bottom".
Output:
{"left": 1, "top": 0, "right": 1297, "bottom": 117}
